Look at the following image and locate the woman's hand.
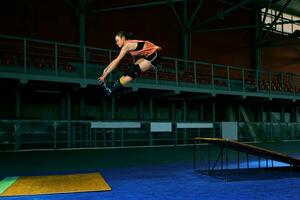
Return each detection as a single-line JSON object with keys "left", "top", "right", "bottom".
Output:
{"left": 97, "top": 44, "right": 129, "bottom": 85}
{"left": 98, "top": 75, "right": 106, "bottom": 85}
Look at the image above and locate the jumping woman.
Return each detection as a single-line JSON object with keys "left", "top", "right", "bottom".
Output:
{"left": 98, "top": 31, "right": 162, "bottom": 96}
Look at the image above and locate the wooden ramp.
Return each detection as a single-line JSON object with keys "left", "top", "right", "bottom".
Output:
{"left": 194, "top": 138, "right": 300, "bottom": 167}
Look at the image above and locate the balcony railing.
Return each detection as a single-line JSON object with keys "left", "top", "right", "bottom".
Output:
{"left": 0, "top": 34, "right": 299, "bottom": 99}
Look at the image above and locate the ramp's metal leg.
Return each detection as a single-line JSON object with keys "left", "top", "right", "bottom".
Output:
{"left": 247, "top": 153, "right": 249, "bottom": 169}
{"left": 207, "top": 142, "right": 211, "bottom": 175}
{"left": 193, "top": 142, "right": 196, "bottom": 170}
{"left": 225, "top": 142, "right": 228, "bottom": 181}
{"left": 237, "top": 151, "right": 240, "bottom": 169}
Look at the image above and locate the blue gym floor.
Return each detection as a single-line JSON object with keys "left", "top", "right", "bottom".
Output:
{"left": 2, "top": 159, "right": 300, "bottom": 200}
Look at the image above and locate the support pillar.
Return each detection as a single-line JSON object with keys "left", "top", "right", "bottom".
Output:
{"left": 149, "top": 98, "right": 153, "bottom": 120}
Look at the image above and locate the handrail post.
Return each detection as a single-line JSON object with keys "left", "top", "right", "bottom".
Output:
{"left": 269, "top": 71, "right": 271, "bottom": 94}
{"left": 242, "top": 68, "right": 245, "bottom": 92}
{"left": 256, "top": 69, "right": 259, "bottom": 92}
{"left": 194, "top": 62, "right": 197, "bottom": 86}
{"left": 281, "top": 72, "right": 284, "bottom": 93}
{"left": 23, "top": 38, "right": 27, "bottom": 74}
{"left": 55, "top": 43, "right": 58, "bottom": 76}
{"left": 211, "top": 64, "right": 214, "bottom": 89}
{"left": 83, "top": 46, "right": 86, "bottom": 79}
{"left": 227, "top": 66, "right": 230, "bottom": 90}
{"left": 293, "top": 74, "right": 296, "bottom": 97}
{"left": 175, "top": 59, "right": 178, "bottom": 86}
{"left": 155, "top": 66, "right": 158, "bottom": 84}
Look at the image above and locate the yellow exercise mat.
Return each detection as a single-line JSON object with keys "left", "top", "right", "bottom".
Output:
{"left": 1, "top": 172, "right": 111, "bottom": 196}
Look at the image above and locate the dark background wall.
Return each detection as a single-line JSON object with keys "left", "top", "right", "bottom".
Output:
{"left": 261, "top": 34, "right": 300, "bottom": 73}
{"left": 1, "top": 0, "right": 299, "bottom": 73}
{"left": 0, "top": 0, "right": 77, "bottom": 43}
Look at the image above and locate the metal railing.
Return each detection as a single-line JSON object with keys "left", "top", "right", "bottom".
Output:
{"left": 1, "top": 120, "right": 300, "bottom": 151}
{"left": 0, "top": 120, "right": 219, "bottom": 151}
{"left": 0, "top": 34, "right": 299, "bottom": 99}
{"left": 238, "top": 122, "right": 300, "bottom": 142}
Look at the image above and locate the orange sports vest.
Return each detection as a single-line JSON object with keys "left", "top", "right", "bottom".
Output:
{"left": 126, "top": 40, "right": 161, "bottom": 57}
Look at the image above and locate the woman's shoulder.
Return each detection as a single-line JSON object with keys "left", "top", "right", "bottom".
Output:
{"left": 127, "top": 39, "right": 144, "bottom": 43}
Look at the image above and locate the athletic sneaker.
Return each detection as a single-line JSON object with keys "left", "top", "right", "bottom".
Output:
{"left": 102, "top": 82, "right": 112, "bottom": 96}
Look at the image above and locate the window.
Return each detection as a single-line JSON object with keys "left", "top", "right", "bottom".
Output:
{"left": 293, "top": 16, "right": 300, "bottom": 31}
{"left": 282, "top": 13, "right": 292, "bottom": 33}
{"left": 261, "top": 8, "right": 300, "bottom": 35}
